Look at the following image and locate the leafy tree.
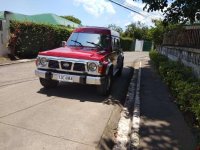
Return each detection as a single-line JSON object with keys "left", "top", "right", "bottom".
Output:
{"left": 148, "top": 20, "right": 165, "bottom": 46}
{"left": 123, "top": 22, "right": 151, "bottom": 40}
{"left": 123, "top": 20, "right": 179, "bottom": 46}
{"left": 140, "top": 0, "right": 200, "bottom": 24}
{"left": 108, "top": 24, "right": 123, "bottom": 34}
{"left": 61, "top": 16, "right": 81, "bottom": 24}
{"left": 148, "top": 19, "right": 180, "bottom": 46}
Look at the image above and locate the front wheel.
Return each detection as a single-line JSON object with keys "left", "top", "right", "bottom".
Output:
{"left": 117, "top": 57, "right": 124, "bottom": 77}
{"left": 39, "top": 78, "right": 58, "bottom": 88}
{"left": 97, "top": 73, "right": 112, "bottom": 96}
{"left": 118, "top": 65, "right": 123, "bottom": 76}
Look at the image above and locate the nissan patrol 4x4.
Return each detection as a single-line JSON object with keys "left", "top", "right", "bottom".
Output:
{"left": 35, "top": 26, "right": 124, "bottom": 95}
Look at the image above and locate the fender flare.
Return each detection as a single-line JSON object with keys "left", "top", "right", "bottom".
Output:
{"left": 105, "top": 63, "right": 113, "bottom": 75}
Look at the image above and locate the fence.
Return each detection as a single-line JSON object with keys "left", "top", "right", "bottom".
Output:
{"left": 163, "top": 26, "right": 200, "bottom": 49}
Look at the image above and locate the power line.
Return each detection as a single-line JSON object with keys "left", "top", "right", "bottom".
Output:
{"left": 108, "top": 0, "right": 145, "bottom": 16}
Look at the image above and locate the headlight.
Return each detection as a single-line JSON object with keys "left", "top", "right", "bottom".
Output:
{"left": 40, "top": 57, "right": 48, "bottom": 66}
{"left": 88, "top": 62, "right": 97, "bottom": 72}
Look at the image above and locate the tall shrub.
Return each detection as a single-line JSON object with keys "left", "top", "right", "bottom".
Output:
{"left": 149, "top": 50, "right": 200, "bottom": 126}
{"left": 9, "top": 21, "right": 73, "bottom": 58}
{"left": 120, "top": 37, "right": 135, "bottom": 51}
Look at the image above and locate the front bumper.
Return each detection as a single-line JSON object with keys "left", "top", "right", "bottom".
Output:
{"left": 35, "top": 69, "right": 104, "bottom": 85}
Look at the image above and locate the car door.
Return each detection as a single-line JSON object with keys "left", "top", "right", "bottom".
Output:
{"left": 110, "top": 36, "right": 120, "bottom": 74}
{"left": 115, "top": 38, "right": 123, "bottom": 70}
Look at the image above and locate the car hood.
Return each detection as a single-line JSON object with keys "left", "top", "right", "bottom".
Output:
{"left": 39, "top": 46, "right": 108, "bottom": 61}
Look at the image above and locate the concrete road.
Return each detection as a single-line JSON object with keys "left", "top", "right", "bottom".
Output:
{"left": 0, "top": 52, "right": 149, "bottom": 150}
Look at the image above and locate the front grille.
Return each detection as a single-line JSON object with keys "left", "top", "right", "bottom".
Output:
{"left": 73, "top": 63, "right": 85, "bottom": 72}
{"left": 48, "top": 60, "right": 59, "bottom": 69}
{"left": 61, "top": 61, "right": 72, "bottom": 70}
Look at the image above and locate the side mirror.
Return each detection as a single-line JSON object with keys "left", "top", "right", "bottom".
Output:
{"left": 61, "top": 41, "right": 67, "bottom": 47}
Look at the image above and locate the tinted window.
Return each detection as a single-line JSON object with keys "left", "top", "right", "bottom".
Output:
{"left": 116, "top": 39, "right": 120, "bottom": 48}
{"left": 0, "top": 20, "right": 2, "bottom": 31}
{"left": 67, "top": 32, "right": 109, "bottom": 49}
{"left": 112, "top": 37, "right": 116, "bottom": 50}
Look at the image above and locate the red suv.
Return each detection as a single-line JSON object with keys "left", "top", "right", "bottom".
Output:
{"left": 35, "top": 27, "right": 124, "bottom": 95}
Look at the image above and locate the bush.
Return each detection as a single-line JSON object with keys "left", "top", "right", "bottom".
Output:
{"left": 120, "top": 37, "right": 135, "bottom": 51}
{"left": 9, "top": 21, "right": 73, "bottom": 58}
{"left": 149, "top": 50, "right": 168, "bottom": 68}
{"left": 149, "top": 50, "right": 200, "bottom": 125}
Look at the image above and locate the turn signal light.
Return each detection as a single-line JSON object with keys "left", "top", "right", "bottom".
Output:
{"left": 98, "top": 61, "right": 108, "bottom": 74}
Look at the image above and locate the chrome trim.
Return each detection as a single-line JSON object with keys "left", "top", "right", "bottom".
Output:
{"left": 37, "top": 55, "right": 101, "bottom": 75}
{"left": 35, "top": 69, "right": 104, "bottom": 85}
{"left": 38, "top": 55, "right": 99, "bottom": 63}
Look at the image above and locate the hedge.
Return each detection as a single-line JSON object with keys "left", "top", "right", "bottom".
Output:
{"left": 9, "top": 21, "right": 73, "bottom": 58}
{"left": 120, "top": 37, "right": 135, "bottom": 51}
{"left": 9, "top": 22, "right": 134, "bottom": 57}
{"left": 149, "top": 50, "right": 200, "bottom": 127}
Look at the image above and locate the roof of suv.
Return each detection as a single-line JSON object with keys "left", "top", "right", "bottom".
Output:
{"left": 73, "top": 26, "right": 119, "bottom": 37}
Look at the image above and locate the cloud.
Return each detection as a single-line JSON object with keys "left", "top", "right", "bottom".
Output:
{"left": 127, "top": 12, "right": 163, "bottom": 27}
{"left": 124, "top": 0, "right": 163, "bottom": 26}
{"left": 124, "top": 0, "right": 145, "bottom": 10}
{"left": 73, "top": 0, "right": 115, "bottom": 17}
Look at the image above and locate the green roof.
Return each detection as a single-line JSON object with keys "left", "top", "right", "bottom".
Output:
{"left": 0, "top": 11, "right": 79, "bottom": 28}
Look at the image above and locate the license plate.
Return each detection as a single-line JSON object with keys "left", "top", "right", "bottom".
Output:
{"left": 57, "top": 74, "right": 73, "bottom": 82}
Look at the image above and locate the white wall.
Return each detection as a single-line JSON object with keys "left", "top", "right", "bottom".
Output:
{"left": 0, "top": 19, "right": 10, "bottom": 56}
{"left": 159, "top": 46, "right": 200, "bottom": 79}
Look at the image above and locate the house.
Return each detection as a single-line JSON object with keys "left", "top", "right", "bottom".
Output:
{"left": 0, "top": 11, "right": 80, "bottom": 56}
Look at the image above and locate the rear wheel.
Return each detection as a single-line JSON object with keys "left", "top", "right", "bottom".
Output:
{"left": 97, "top": 72, "right": 112, "bottom": 96}
{"left": 39, "top": 78, "right": 58, "bottom": 88}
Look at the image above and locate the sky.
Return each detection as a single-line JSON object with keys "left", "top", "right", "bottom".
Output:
{"left": 0, "top": 0, "right": 163, "bottom": 30}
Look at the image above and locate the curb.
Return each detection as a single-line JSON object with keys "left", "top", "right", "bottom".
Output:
{"left": 113, "top": 61, "right": 142, "bottom": 150}
{"left": 0, "top": 59, "right": 36, "bottom": 66}
{"left": 130, "top": 61, "right": 141, "bottom": 149}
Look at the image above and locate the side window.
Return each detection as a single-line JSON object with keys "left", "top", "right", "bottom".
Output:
{"left": 112, "top": 37, "right": 115, "bottom": 50}
{"left": 100, "top": 34, "right": 109, "bottom": 48}
{"left": 116, "top": 39, "right": 120, "bottom": 48}
{"left": 0, "top": 20, "right": 2, "bottom": 31}
{"left": 112, "top": 37, "right": 120, "bottom": 51}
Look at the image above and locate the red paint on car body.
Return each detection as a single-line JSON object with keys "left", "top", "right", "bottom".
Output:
{"left": 39, "top": 47, "right": 108, "bottom": 62}
{"left": 73, "top": 27, "right": 111, "bottom": 35}
{"left": 38, "top": 27, "right": 114, "bottom": 62}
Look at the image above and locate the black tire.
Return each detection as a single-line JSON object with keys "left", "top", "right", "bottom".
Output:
{"left": 116, "top": 57, "right": 124, "bottom": 77}
{"left": 117, "top": 57, "right": 124, "bottom": 77}
{"left": 97, "top": 72, "right": 112, "bottom": 96}
{"left": 39, "top": 78, "right": 58, "bottom": 88}
{"left": 118, "top": 65, "right": 123, "bottom": 76}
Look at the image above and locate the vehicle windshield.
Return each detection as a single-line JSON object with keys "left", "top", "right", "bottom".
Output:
{"left": 66, "top": 32, "right": 110, "bottom": 49}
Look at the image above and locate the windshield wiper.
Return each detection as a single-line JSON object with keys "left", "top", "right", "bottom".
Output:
{"left": 71, "top": 40, "right": 83, "bottom": 47}
{"left": 86, "top": 41, "right": 103, "bottom": 50}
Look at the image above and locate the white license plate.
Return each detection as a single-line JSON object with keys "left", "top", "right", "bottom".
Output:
{"left": 57, "top": 74, "right": 73, "bottom": 82}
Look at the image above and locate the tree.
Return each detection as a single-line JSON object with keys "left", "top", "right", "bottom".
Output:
{"left": 148, "top": 19, "right": 180, "bottom": 46}
{"left": 61, "top": 16, "right": 81, "bottom": 24}
{"left": 148, "top": 20, "right": 165, "bottom": 46}
{"left": 123, "top": 20, "right": 179, "bottom": 46}
{"left": 140, "top": 0, "right": 200, "bottom": 24}
{"left": 108, "top": 24, "right": 123, "bottom": 34}
{"left": 123, "top": 22, "right": 151, "bottom": 40}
